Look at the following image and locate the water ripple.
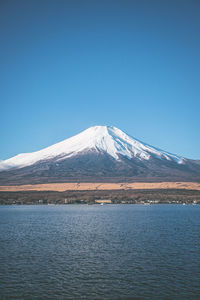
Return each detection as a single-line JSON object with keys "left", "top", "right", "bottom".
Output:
{"left": 0, "top": 204, "right": 200, "bottom": 299}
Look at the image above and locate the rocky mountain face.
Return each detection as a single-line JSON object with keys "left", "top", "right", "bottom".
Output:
{"left": 0, "top": 126, "right": 200, "bottom": 184}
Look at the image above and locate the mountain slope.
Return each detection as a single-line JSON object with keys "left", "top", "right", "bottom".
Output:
{"left": 0, "top": 126, "right": 184, "bottom": 171}
{"left": 0, "top": 126, "right": 199, "bottom": 184}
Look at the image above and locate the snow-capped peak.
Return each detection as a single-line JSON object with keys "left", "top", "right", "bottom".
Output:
{"left": 0, "top": 125, "right": 184, "bottom": 171}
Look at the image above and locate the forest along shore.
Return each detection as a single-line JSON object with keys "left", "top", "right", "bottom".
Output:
{"left": 0, "top": 185, "right": 200, "bottom": 205}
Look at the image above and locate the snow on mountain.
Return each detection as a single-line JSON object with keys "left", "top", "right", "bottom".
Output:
{"left": 0, "top": 126, "right": 185, "bottom": 171}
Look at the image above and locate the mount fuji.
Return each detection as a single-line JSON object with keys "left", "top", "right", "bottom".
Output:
{"left": 0, "top": 126, "right": 200, "bottom": 184}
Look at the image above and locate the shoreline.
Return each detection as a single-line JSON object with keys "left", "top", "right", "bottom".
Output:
{"left": 1, "top": 203, "right": 199, "bottom": 206}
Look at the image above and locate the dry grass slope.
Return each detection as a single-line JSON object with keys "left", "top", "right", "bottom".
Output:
{"left": 0, "top": 181, "right": 200, "bottom": 192}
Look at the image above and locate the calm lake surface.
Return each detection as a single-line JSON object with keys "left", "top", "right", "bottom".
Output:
{"left": 0, "top": 204, "right": 200, "bottom": 299}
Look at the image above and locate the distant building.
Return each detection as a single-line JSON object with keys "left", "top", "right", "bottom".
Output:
{"left": 95, "top": 199, "right": 112, "bottom": 204}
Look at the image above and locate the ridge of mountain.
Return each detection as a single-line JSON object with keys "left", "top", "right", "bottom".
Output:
{"left": 0, "top": 126, "right": 199, "bottom": 185}
{"left": 0, "top": 126, "right": 184, "bottom": 171}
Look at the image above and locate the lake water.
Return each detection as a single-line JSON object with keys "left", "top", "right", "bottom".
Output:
{"left": 0, "top": 204, "right": 200, "bottom": 299}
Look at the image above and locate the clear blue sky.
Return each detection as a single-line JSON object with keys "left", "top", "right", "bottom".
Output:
{"left": 1, "top": 0, "right": 200, "bottom": 160}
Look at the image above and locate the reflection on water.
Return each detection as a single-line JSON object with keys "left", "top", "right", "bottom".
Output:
{"left": 0, "top": 204, "right": 200, "bottom": 299}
